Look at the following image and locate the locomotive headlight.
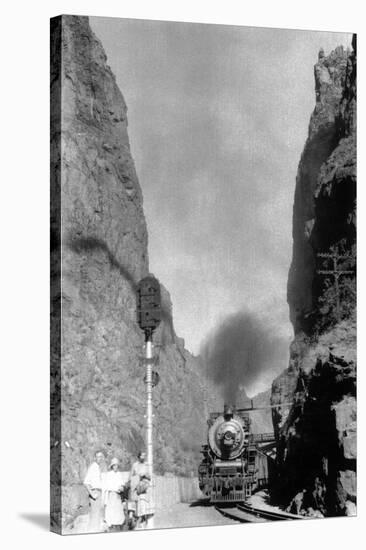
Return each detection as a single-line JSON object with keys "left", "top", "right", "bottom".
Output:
{"left": 222, "top": 426, "right": 236, "bottom": 446}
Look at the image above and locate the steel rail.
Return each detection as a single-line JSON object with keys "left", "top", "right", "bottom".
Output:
{"left": 214, "top": 505, "right": 264, "bottom": 523}
{"left": 237, "top": 502, "right": 304, "bottom": 521}
{"left": 215, "top": 502, "right": 304, "bottom": 523}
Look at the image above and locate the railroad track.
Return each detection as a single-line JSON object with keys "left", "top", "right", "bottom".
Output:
{"left": 214, "top": 505, "right": 263, "bottom": 523}
{"left": 215, "top": 502, "right": 304, "bottom": 523}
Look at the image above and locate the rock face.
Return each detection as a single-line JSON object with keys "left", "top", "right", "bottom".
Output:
{"left": 50, "top": 15, "right": 216, "bottom": 531}
{"left": 271, "top": 37, "right": 356, "bottom": 516}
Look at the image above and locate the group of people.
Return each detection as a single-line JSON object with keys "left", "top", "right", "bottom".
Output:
{"left": 286, "top": 477, "right": 327, "bottom": 518}
{"left": 84, "top": 449, "right": 153, "bottom": 532}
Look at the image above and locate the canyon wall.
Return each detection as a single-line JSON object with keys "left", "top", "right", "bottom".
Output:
{"left": 271, "top": 37, "right": 356, "bottom": 516}
{"left": 50, "top": 15, "right": 218, "bottom": 531}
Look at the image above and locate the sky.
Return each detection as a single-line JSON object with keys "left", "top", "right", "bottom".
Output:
{"left": 90, "top": 17, "right": 351, "bottom": 389}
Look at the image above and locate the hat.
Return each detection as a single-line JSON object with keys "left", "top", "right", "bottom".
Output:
{"left": 109, "top": 457, "right": 120, "bottom": 468}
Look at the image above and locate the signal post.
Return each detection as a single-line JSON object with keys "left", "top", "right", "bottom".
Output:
{"left": 136, "top": 276, "right": 161, "bottom": 528}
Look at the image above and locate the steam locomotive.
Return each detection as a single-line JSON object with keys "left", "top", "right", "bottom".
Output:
{"left": 198, "top": 404, "right": 274, "bottom": 503}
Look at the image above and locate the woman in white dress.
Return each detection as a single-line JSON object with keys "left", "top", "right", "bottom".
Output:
{"left": 103, "top": 457, "right": 125, "bottom": 531}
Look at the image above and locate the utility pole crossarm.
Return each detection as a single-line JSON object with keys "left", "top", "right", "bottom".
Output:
{"left": 317, "top": 270, "right": 354, "bottom": 275}
{"left": 317, "top": 252, "right": 350, "bottom": 259}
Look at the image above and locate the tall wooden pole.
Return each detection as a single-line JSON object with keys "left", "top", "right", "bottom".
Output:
{"left": 333, "top": 255, "right": 341, "bottom": 322}
{"left": 317, "top": 250, "right": 354, "bottom": 322}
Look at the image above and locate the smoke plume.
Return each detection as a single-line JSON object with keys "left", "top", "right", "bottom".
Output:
{"left": 200, "top": 311, "right": 287, "bottom": 403}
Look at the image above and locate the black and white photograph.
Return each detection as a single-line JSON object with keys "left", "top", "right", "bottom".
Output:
{"left": 49, "top": 11, "right": 356, "bottom": 537}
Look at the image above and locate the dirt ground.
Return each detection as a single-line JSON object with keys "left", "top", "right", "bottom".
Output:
{"left": 64, "top": 500, "right": 236, "bottom": 534}
{"left": 154, "top": 501, "right": 237, "bottom": 530}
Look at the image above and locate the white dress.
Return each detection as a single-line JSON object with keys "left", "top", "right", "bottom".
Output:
{"left": 129, "top": 461, "right": 154, "bottom": 517}
{"left": 103, "top": 471, "right": 125, "bottom": 527}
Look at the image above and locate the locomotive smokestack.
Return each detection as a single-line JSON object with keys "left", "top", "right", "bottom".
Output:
{"left": 223, "top": 403, "right": 234, "bottom": 418}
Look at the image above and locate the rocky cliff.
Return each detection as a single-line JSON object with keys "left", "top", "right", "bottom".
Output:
{"left": 271, "top": 37, "right": 356, "bottom": 517}
{"left": 50, "top": 15, "right": 217, "bottom": 530}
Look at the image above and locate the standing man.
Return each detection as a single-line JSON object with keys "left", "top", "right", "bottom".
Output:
{"left": 84, "top": 450, "right": 106, "bottom": 532}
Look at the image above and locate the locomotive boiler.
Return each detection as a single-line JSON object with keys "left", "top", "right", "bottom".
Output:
{"left": 198, "top": 404, "right": 274, "bottom": 503}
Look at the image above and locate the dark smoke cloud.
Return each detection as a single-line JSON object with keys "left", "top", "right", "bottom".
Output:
{"left": 200, "top": 311, "right": 287, "bottom": 403}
